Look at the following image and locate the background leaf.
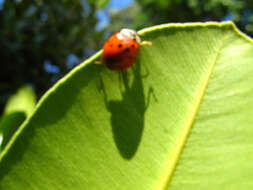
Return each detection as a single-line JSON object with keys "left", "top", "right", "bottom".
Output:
{"left": 3, "top": 86, "right": 36, "bottom": 116}
{"left": 0, "top": 86, "right": 36, "bottom": 151}
{"left": 96, "top": 0, "right": 110, "bottom": 8}
{"left": 0, "top": 22, "right": 253, "bottom": 189}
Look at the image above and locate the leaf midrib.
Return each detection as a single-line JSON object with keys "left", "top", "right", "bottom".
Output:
{"left": 156, "top": 30, "right": 228, "bottom": 190}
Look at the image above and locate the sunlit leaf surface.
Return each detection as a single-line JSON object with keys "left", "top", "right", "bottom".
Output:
{"left": 0, "top": 22, "right": 253, "bottom": 189}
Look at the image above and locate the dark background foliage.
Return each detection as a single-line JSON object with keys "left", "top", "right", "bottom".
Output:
{"left": 1, "top": 0, "right": 253, "bottom": 113}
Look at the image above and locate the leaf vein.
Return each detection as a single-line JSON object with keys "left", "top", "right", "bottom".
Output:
{"left": 156, "top": 30, "right": 229, "bottom": 190}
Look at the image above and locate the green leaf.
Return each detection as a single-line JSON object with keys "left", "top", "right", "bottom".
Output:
{"left": 3, "top": 86, "right": 36, "bottom": 116}
{"left": 0, "top": 86, "right": 36, "bottom": 151}
{"left": 97, "top": 0, "right": 110, "bottom": 8}
{"left": 0, "top": 22, "right": 253, "bottom": 189}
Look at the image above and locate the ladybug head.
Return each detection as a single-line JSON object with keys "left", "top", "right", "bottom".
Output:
{"left": 120, "top": 28, "right": 141, "bottom": 44}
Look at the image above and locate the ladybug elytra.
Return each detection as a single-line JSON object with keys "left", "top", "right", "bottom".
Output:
{"left": 95, "top": 28, "right": 151, "bottom": 70}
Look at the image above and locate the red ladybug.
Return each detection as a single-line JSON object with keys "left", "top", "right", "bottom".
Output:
{"left": 95, "top": 28, "right": 151, "bottom": 70}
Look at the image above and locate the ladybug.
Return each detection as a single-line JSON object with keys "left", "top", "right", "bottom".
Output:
{"left": 95, "top": 28, "right": 152, "bottom": 70}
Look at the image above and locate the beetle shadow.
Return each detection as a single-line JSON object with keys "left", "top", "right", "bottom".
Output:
{"left": 99, "top": 62, "right": 156, "bottom": 159}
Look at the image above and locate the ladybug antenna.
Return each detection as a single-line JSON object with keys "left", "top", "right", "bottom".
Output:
{"left": 140, "top": 41, "right": 152, "bottom": 46}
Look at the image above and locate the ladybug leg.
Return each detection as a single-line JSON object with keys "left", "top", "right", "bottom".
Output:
{"left": 140, "top": 41, "right": 152, "bottom": 46}
{"left": 94, "top": 56, "right": 103, "bottom": 65}
{"left": 94, "top": 60, "right": 102, "bottom": 64}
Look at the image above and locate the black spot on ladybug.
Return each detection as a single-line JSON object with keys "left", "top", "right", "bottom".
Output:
{"left": 104, "top": 56, "right": 120, "bottom": 64}
{"left": 110, "top": 44, "right": 113, "bottom": 47}
{"left": 131, "top": 44, "right": 135, "bottom": 48}
{"left": 118, "top": 44, "right": 123, "bottom": 48}
{"left": 125, "top": 48, "right": 130, "bottom": 52}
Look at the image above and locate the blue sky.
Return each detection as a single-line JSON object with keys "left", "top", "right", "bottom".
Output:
{"left": 107, "top": 0, "right": 133, "bottom": 9}
{"left": 0, "top": 0, "right": 4, "bottom": 10}
{"left": 95, "top": 0, "right": 133, "bottom": 30}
